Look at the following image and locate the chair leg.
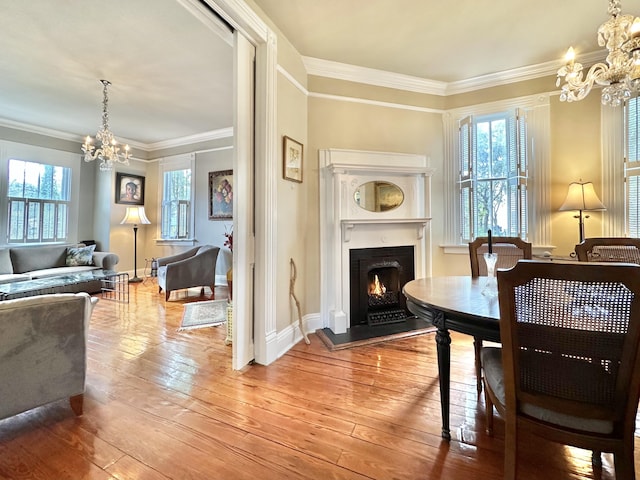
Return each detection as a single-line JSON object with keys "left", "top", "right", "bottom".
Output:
{"left": 484, "top": 383, "right": 494, "bottom": 435}
{"left": 504, "top": 419, "right": 517, "bottom": 480}
{"left": 166, "top": 290, "right": 171, "bottom": 301}
{"left": 591, "top": 450, "right": 602, "bottom": 467}
{"left": 69, "top": 394, "right": 83, "bottom": 416}
{"left": 211, "top": 284, "right": 215, "bottom": 299}
{"left": 474, "top": 337, "right": 483, "bottom": 394}
{"left": 613, "top": 446, "right": 636, "bottom": 480}
{"left": 158, "top": 286, "right": 162, "bottom": 294}
{"left": 200, "top": 287, "right": 205, "bottom": 296}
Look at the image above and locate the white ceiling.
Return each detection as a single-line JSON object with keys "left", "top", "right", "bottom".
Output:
{"left": 252, "top": 0, "right": 616, "bottom": 82}
{"left": 0, "top": 0, "right": 631, "bottom": 149}
{"left": 0, "top": 0, "right": 233, "bottom": 148}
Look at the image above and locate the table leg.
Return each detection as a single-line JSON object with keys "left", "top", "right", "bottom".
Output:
{"left": 431, "top": 309, "right": 452, "bottom": 440}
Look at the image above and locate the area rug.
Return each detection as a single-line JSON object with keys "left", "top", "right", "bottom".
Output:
{"left": 179, "top": 300, "right": 228, "bottom": 331}
{"left": 316, "top": 317, "right": 436, "bottom": 351}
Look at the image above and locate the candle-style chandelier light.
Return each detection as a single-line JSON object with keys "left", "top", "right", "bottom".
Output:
{"left": 81, "top": 79, "right": 131, "bottom": 171}
{"left": 556, "top": 0, "right": 640, "bottom": 107}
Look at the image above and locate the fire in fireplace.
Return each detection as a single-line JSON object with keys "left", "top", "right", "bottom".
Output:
{"left": 349, "top": 246, "right": 415, "bottom": 327}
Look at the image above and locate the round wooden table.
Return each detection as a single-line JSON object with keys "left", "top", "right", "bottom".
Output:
{"left": 403, "top": 276, "right": 501, "bottom": 440}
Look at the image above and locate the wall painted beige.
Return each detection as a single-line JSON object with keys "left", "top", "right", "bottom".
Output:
{"left": 303, "top": 75, "right": 606, "bottom": 307}
{"left": 275, "top": 64, "right": 308, "bottom": 332}
{"left": 550, "top": 94, "right": 603, "bottom": 256}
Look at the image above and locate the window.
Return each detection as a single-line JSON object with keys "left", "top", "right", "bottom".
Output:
{"left": 442, "top": 94, "right": 551, "bottom": 250}
{"left": 625, "top": 97, "right": 640, "bottom": 236}
{"left": 458, "top": 111, "right": 527, "bottom": 242}
{"left": 159, "top": 154, "right": 194, "bottom": 241}
{"left": 7, "top": 159, "right": 71, "bottom": 243}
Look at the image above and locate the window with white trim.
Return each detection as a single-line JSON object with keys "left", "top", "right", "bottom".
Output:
{"left": 458, "top": 110, "right": 527, "bottom": 242}
{"left": 442, "top": 94, "right": 551, "bottom": 250}
{"left": 7, "top": 159, "right": 71, "bottom": 243}
{"left": 159, "top": 154, "right": 194, "bottom": 241}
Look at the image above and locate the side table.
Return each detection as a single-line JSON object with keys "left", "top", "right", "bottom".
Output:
{"left": 101, "top": 272, "right": 129, "bottom": 303}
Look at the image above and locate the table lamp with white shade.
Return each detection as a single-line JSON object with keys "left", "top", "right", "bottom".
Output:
{"left": 120, "top": 206, "right": 151, "bottom": 283}
{"left": 559, "top": 181, "right": 606, "bottom": 243}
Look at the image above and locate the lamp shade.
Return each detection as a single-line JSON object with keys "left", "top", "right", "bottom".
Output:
{"left": 120, "top": 206, "right": 151, "bottom": 225}
{"left": 559, "top": 181, "right": 606, "bottom": 212}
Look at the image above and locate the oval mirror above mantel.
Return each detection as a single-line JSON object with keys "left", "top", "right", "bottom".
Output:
{"left": 354, "top": 181, "right": 404, "bottom": 212}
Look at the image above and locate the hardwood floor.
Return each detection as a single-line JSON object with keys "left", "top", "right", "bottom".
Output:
{"left": 0, "top": 280, "right": 635, "bottom": 479}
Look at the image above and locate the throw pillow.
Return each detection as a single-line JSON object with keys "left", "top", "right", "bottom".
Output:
{"left": 66, "top": 244, "right": 96, "bottom": 266}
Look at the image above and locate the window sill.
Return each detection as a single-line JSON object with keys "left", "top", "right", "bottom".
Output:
{"left": 155, "top": 238, "right": 197, "bottom": 247}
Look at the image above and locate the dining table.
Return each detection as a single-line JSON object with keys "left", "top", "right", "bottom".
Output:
{"left": 402, "top": 276, "right": 501, "bottom": 440}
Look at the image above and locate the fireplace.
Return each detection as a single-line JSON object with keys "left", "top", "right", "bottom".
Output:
{"left": 349, "top": 246, "right": 415, "bottom": 327}
{"left": 319, "top": 148, "right": 433, "bottom": 334}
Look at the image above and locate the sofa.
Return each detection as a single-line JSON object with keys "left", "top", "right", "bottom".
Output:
{"left": 0, "top": 293, "right": 98, "bottom": 420}
{"left": 0, "top": 243, "right": 119, "bottom": 293}
{"left": 157, "top": 245, "right": 219, "bottom": 300}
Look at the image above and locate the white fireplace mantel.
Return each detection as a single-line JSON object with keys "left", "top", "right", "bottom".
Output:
{"left": 319, "top": 148, "right": 434, "bottom": 334}
{"left": 341, "top": 218, "right": 431, "bottom": 242}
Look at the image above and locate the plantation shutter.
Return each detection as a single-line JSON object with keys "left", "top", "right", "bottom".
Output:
{"left": 506, "top": 108, "right": 528, "bottom": 238}
{"left": 626, "top": 97, "right": 640, "bottom": 237}
{"left": 459, "top": 115, "right": 473, "bottom": 242}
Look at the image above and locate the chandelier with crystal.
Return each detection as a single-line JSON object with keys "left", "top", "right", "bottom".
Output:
{"left": 81, "top": 79, "right": 130, "bottom": 171}
{"left": 556, "top": 0, "right": 640, "bottom": 107}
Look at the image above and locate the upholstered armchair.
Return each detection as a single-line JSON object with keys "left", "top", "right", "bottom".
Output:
{"left": 157, "top": 245, "right": 220, "bottom": 301}
{"left": 0, "top": 293, "right": 98, "bottom": 420}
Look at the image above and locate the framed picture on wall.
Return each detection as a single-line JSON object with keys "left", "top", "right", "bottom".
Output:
{"left": 283, "top": 136, "right": 303, "bottom": 183}
{"left": 115, "top": 173, "right": 145, "bottom": 205}
{"left": 209, "top": 170, "right": 233, "bottom": 219}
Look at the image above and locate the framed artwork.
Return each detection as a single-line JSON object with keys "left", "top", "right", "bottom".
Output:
{"left": 115, "top": 173, "right": 145, "bottom": 205}
{"left": 283, "top": 136, "right": 303, "bottom": 183}
{"left": 209, "top": 170, "right": 233, "bottom": 219}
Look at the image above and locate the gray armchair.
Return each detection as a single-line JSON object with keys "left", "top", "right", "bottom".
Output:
{"left": 157, "top": 245, "right": 220, "bottom": 301}
{"left": 0, "top": 293, "right": 98, "bottom": 420}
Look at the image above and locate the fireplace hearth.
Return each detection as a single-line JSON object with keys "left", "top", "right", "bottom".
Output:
{"left": 350, "top": 246, "right": 415, "bottom": 327}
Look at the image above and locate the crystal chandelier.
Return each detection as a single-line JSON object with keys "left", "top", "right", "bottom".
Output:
{"left": 556, "top": 0, "right": 640, "bottom": 107}
{"left": 81, "top": 79, "right": 130, "bottom": 171}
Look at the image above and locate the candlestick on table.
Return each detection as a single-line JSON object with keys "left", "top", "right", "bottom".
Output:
{"left": 488, "top": 229, "right": 493, "bottom": 254}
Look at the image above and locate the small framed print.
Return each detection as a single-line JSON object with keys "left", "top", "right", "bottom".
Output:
{"left": 283, "top": 136, "right": 303, "bottom": 183}
{"left": 115, "top": 173, "right": 145, "bottom": 205}
{"left": 208, "top": 170, "right": 233, "bottom": 220}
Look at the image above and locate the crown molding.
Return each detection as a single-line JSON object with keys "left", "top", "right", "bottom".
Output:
{"left": 0, "top": 117, "right": 233, "bottom": 153}
{"left": 304, "top": 51, "right": 607, "bottom": 97}
{"left": 303, "top": 56, "right": 448, "bottom": 95}
{"left": 0, "top": 118, "right": 80, "bottom": 143}
{"left": 144, "top": 127, "right": 234, "bottom": 151}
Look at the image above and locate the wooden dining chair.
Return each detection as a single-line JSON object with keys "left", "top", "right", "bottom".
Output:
{"left": 482, "top": 260, "right": 640, "bottom": 480}
{"left": 575, "top": 237, "right": 640, "bottom": 264}
{"left": 468, "top": 236, "right": 532, "bottom": 393}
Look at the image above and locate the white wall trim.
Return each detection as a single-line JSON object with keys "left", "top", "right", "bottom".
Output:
{"left": 253, "top": 29, "right": 280, "bottom": 366}
{"left": 277, "top": 65, "right": 308, "bottom": 96}
{"left": 309, "top": 92, "right": 444, "bottom": 114}
{"left": 277, "top": 313, "right": 322, "bottom": 359}
{"left": 175, "top": 0, "right": 234, "bottom": 46}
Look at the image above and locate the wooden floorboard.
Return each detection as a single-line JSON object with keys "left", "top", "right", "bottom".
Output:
{"left": 0, "top": 280, "right": 634, "bottom": 479}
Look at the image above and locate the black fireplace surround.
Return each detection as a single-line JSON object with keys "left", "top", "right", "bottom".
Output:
{"left": 349, "top": 246, "right": 415, "bottom": 327}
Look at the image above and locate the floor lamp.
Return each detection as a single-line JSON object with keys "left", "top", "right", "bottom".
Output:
{"left": 559, "top": 181, "right": 606, "bottom": 243}
{"left": 120, "top": 206, "right": 151, "bottom": 283}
